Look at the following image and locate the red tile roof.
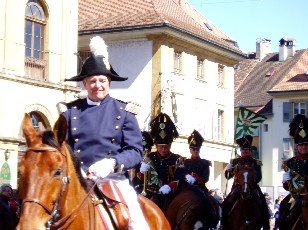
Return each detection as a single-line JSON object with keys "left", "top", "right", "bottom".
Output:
{"left": 235, "top": 49, "right": 308, "bottom": 110}
{"left": 79, "top": 0, "right": 242, "bottom": 53}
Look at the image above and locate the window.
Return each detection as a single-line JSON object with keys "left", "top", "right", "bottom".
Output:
{"left": 263, "top": 124, "right": 268, "bottom": 132}
{"left": 30, "top": 112, "right": 47, "bottom": 131}
{"left": 293, "top": 102, "right": 306, "bottom": 117}
{"left": 218, "top": 64, "right": 224, "bottom": 86}
{"left": 282, "top": 138, "right": 290, "bottom": 159}
{"left": 197, "top": 60, "right": 204, "bottom": 80}
{"left": 217, "top": 109, "right": 224, "bottom": 141}
{"left": 174, "top": 52, "right": 181, "bottom": 74}
{"left": 25, "top": 0, "right": 47, "bottom": 80}
{"left": 25, "top": 0, "right": 46, "bottom": 59}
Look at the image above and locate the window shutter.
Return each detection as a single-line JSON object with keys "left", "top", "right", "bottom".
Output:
{"left": 283, "top": 102, "right": 290, "bottom": 122}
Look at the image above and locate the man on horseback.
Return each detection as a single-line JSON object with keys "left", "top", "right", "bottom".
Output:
{"left": 184, "top": 129, "right": 211, "bottom": 192}
{"left": 278, "top": 114, "right": 308, "bottom": 229}
{"left": 137, "top": 112, "right": 186, "bottom": 213}
{"left": 62, "top": 36, "right": 149, "bottom": 229}
{"left": 220, "top": 135, "right": 270, "bottom": 230}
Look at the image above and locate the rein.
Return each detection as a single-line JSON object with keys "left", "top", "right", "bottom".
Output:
{"left": 23, "top": 146, "right": 98, "bottom": 230}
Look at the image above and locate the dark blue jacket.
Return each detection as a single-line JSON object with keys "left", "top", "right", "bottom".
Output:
{"left": 63, "top": 94, "right": 142, "bottom": 171}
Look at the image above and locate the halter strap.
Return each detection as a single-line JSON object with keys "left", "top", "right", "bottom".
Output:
{"left": 27, "top": 147, "right": 58, "bottom": 152}
{"left": 22, "top": 198, "right": 53, "bottom": 214}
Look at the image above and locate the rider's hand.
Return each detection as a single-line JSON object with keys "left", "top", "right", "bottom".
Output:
{"left": 159, "top": 185, "right": 171, "bottom": 194}
{"left": 88, "top": 158, "right": 116, "bottom": 179}
{"left": 282, "top": 169, "right": 291, "bottom": 183}
{"left": 185, "top": 174, "right": 196, "bottom": 185}
{"left": 140, "top": 162, "right": 150, "bottom": 173}
{"left": 226, "top": 163, "right": 232, "bottom": 171}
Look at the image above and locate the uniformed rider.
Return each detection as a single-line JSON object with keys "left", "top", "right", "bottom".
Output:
{"left": 220, "top": 135, "right": 270, "bottom": 230}
{"left": 62, "top": 36, "right": 149, "bottom": 229}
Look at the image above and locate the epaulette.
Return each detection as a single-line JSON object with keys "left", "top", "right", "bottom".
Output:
{"left": 124, "top": 101, "right": 141, "bottom": 115}
{"left": 256, "top": 159, "right": 263, "bottom": 166}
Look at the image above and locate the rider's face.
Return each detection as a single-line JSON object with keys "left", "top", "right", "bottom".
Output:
{"left": 296, "top": 143, "right": 308, "bottom": 159}
{"left": 156, "top": 144, "right": 172, "bottom": 157}
{"left": 240, "top": 148, "right": 252, "bottom": 158}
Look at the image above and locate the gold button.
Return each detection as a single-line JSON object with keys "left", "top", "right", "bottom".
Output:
{"left": 120, "top": 107, "right": 123, "bottom": 110}
{"left": 75, "top": 138, "right": 79, "bottom": 142}
{"left": 116, "top": 116, "right": 121, "bottom": 120}
{"left": 72, "top": 128, "right": 77, "bottom": 131}
{"left": 73, "top": 116, "right": 77, "bottom": 120}
{"left": 115, "top": 126, "right": 119, "bottom": 130}
{"left": 112, "top": 138, "right": 115, "bottom": 142}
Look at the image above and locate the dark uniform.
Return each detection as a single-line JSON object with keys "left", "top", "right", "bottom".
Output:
{"left": 184, "top": 158, "right": 211, "bottom": 188}
{"left": 278, "top": 114, "right": 308, "bottom": 230}
{"left": 63, "top": 95, "right": 142, "bottom": 172}
{"left": 221, "top": 135, "right": 270, "bottom": 230}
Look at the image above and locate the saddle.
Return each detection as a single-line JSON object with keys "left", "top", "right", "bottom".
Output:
{"left": 97, "top": 180, "right": 130, "bottom": 230}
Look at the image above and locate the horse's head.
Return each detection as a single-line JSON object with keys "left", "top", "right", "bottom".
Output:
{"left": 17, "top": 113, "right": 76, "bottom": 229}
{"left": 237, "top": 164, "right": 256, "bottom": 198}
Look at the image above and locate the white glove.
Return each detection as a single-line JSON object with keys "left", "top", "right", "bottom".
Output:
{"left": 185, "top": 174, "right": 196, "bottom": 185}
{"left": 282, "top": 169, "right": 291, "bottom": 183}
{"left": 140, "top": 162, "right": 150, "bottom": 173}
{"left": 226, "top": 164, "right": 232, "bottom": 171}
{"left": 159, "top": 185, "right": 171, "bottom": 194}
{"left": 88, "top": 158, "right": 116, "bottom": 178}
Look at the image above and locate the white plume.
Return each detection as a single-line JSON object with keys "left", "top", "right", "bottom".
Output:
{"left": 89, "top": 36, "right": 109, "bottom": 60}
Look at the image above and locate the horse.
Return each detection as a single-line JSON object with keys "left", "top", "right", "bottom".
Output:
{"left": 17, "top": 113, "right": 171, "bottom": 230}
{"left": 227, "top": 164, "right": 263, "bottom": 230}
{"left": 166, "top": 186, "right": 220, "bottom": 230}
{"left": 301, "top": 176, "right": 308, "bottom": 229}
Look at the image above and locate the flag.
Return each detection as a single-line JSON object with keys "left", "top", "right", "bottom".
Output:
{"left": 235, "top": 107, "right": 267, "bottom": 140}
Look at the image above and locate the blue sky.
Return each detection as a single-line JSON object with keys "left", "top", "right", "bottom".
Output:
{"left": 187, "top": 0, "right": 308, "bottom": 53}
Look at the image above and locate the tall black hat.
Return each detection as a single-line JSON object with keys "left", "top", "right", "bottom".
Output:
{"left": 65, "top": 36, "right": 127, "bottom": 82}
{"left": 236, "top": 135, "right": 253, "bottom": 149}
{"left": 149, "top": 113, "right": 179, "bottom": 144}
{"left": 188, "top": 130, "right": 204, "bottom": 149}
{"left": 289, "top": 114, "right": 308, "bottom": 145}
{"left": 141, "top": 131, "right": 153, "bottom": 151}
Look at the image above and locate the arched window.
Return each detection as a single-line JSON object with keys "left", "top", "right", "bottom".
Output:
{"left": 25, "top": 0, "right": 47, "bottom": 80}
{"left": 29, "top": 111, "right": 48, "bottom": 131}
{"left": 25, "top": 0, "right": 46, "bottom": 59}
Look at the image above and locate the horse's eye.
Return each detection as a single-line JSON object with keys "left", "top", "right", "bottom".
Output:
{"left": 54, "top": 169, "right": 62, "bottom": 177}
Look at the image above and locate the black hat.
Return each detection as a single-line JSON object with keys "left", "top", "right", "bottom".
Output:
{"left": 289, "top": 114, "right": 308, "bottom": 145}
{"left": 65, "top": 36, "right": 127, "bottom": 82}
{"left": 188, "top": 130, "right": 204, "bottom": 149}
{"left": 236, "top": 135, "right": 253, "bottom": 149}
{"left": 141, "top": 131, "right": 153, "bottom": 151}
{"left": 149, "top": 113, "right": 179, "bottom": 144}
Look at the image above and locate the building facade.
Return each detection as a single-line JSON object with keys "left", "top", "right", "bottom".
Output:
{"left": 0, "top": 0, "right": 79, "bottom": 188}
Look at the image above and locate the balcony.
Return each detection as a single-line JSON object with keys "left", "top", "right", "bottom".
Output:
{"left": 25, "top": 56, "right": 47, "bottom": 81}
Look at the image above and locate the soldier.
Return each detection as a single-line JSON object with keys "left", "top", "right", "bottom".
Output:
{"left": 220, "top": 135, "right": 270, "bottom": 230}
{"left": 137, "top": 112, "right": 185, "bottom": 213}
{"left": 184, "top": 129, "right": 211, "bottom": 191}
{"left": 62, "top": 36, "right": 149, "bottom": 229}
{"left": 278, "top": 114, "right": 308, "bottom": 229}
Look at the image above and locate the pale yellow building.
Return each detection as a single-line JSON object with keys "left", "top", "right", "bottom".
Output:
{"left": 0, "top": 0, "right": 79, "bottom": 188}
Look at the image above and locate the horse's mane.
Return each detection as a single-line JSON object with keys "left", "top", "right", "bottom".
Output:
{"left": 42, "top": 130, "right": 88, "bottom": 191}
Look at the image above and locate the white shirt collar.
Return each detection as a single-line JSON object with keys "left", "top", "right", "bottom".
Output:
{"left": 87, "top": 97, "right": 100, "bottom": 106}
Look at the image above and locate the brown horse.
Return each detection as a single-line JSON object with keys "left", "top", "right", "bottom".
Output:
{"left": 227, "top": 165, "right": 263, "bottom": 230}
{"left": 166, "top": 186, "right": 220, "bottom": 230}
{"left": 301, "top": 176, "right": 308, "bottom": 229}
{"left": 17, "top": 114, "right": 170, "bottom": 230}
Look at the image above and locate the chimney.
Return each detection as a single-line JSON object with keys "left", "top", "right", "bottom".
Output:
{"left": 256, "top": 38, "right": 272, "bottom": 60}
{"left": 279, "top": 38, "right": 296, "bottom": 61}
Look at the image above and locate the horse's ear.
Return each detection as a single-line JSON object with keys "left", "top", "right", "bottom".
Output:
{"left": 53, "top": 114, "right": 67, "bottom": 146}
{"left": 22, "top": 113, "right": 38, "bottom": 146}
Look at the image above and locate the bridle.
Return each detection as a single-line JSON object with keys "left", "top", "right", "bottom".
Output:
{"left": 22, "top": 145, "right": 97, "bottom": 230}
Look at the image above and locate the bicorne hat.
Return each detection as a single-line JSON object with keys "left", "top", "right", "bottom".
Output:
{"left": 141, "top": 131, "right": 153, "bottom": 151}
{"left": 236, "top": 135, "right": 253, "bottom": 149}
{"left": 188, "top": 130, "right": 204, "bottom": 149}
{"left": 289, "top": 114, "right": 308, "bottom": 145}
{"left": 149, "top": 113, "right": 179, "bottom": 145}
{"left": 65, "top": 36, "right": 127, "bottom": 82}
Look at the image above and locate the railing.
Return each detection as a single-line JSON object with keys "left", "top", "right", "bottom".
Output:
{"left": 24, "top": 56, "right": 47, "bottom": 81}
